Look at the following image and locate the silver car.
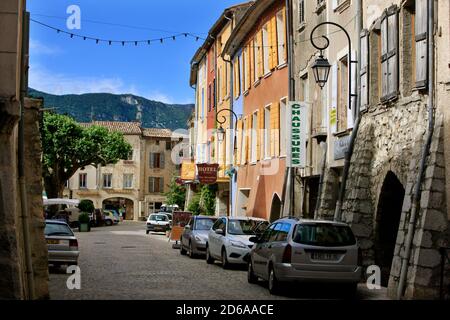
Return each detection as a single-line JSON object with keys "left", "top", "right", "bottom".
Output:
{"left": 247, "top": 218, "right": 362, "bottom": 295}
{"left": 45, "top": 220, "right": 79, "bottom": 267}
{"left": 180, "top": 215, "right": 217, "bottom": 258}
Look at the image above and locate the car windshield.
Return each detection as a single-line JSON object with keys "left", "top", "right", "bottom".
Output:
{"left": 293, "top": 224, "right": 356, "bottom": 247}
{"left": 227, "top": 219, "right": 264, "bottom": 235}
{"left": 45, "top": 223, "right": 74, "bottom": 236}
{"left": 194, "top": 218, "right": 216, "bottom": 230}
{"left": 150, "top": 214, "right": 167, "bottom": 221}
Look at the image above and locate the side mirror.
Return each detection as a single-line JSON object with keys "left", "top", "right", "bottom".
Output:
{"left": 215, "top": 229, "right": 224, "bottom": 235}
{"left": 185, "top": 225, "right": 191, "bottom": 230}
{"left": 249, "top": 236, "right": 260, "bottom": 243}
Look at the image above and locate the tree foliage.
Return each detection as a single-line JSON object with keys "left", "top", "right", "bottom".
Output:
{"left": 165, "top": 176, "right": 186, "bottom": 210}
{"left": 41, "top": 113, "right": 132, "bottom": 198}
{"left": 187, "top": 184, "right": 216, "bottom": 216}
{"left": 78, "top": 199, "right": 95, "bottom": 213}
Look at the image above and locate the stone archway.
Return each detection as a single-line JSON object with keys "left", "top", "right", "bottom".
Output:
{"left": 374, "top": 171, "right": 405, "bottom": 287}
{"left": 269, "top": 194, "right": 282, "bottom": 222}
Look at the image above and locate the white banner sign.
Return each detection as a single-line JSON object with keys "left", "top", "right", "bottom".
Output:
{"left": 287, "top": 102, "right": 307, "bottom": 168}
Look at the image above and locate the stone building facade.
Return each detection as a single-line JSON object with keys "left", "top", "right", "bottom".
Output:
{"left": 0, "top": 0, "right": 49, "bottom": 299}
{"left": 303, "top": 0, "right": 450, "bottom": 299}
{"left": 65, "top": 122, "right": 185, "bottom": 220}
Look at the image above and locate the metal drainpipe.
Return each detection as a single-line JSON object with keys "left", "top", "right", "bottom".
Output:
{"left": 285, "top": 0, "right": 296, "bottom": 216}
{"left": 397, "top": 0, "right": 435, "bottom": 300}
{"left": 19, "top": 10, "right": 35, "bottom": 300}
{"left": 223, "top": 13, "right": 235, "bottom": 217}
{"left": 314, "top": 141, "right": 327, "bottom": 219}
{"left": 333, "top": 0, "right": 362, "bottom": 222}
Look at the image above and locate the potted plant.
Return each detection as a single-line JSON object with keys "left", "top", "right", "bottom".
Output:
{"left": 78, "top": 212, "right": 91, "bottom": 232}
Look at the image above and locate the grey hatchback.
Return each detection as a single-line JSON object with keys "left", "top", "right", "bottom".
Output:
{"left": 180, "top": 215, "right": 217, "bottom": 258}
{"left": 45, "top": 220, "right": 79, "bottom": 267}
{"left": 247, "top": 217, "right": 362, "bottom": 295}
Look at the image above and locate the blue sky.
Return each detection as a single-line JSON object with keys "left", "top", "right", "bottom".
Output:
{"left": 27, "top": 0, "right": 239, "bottom": 104}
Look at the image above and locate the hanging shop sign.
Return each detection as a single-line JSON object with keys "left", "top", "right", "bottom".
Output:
{"left": 334, "top": 135, "right": 351, "bottom": 160}
{"left": 197, "top": 163, "right": 219, "bottom": 184}
{"left": 180, "top": 160, "right": 196, "bottom": 182}
{"left": 287, "top": 102, "right": 307, "bottom": 168}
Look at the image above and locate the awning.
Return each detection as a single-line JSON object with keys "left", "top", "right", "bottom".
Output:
{"left": 43, "top": 198, "right": 80, "bottom": 206}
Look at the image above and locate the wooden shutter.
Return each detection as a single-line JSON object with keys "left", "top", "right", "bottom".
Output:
{"left": 256, "top": 32, "right": 263, "bottom": 79}
{"left": 256, "top": 110, "right": 262, "bottom": 161}
{"left": 272, "top": 102, "right": 280, "bottom": 157}
{"left": 159, "top": 178, "right": 164, "bottom": 193}
{"left": 330, "top": 64, "right": 338, "bottom": 134}
{"left": 149, "top": 153, "right": 154, "bottom": 168}
{"left": 246, "top": 116, "right": 251, "bottom": 163}
{"left": 360, "top": 29, "right": 369, "bottom": 111}
{"left": 245, "top": 46, "right": 250, "bottom": 90}
{"left": 348, "top": 50, "right": 356, "bottom": 129}
{"left": 282, "top": 8, "right": 287, "bottom": 63}
{"left": 149, "top": 177, "right": 154, "bottom": 193}
{"left": 415, "top": 0, "right": 428, "bottom": 88}
{"left": 160, "top": 153, "right": 165, "bottom": 169}
{"left": 381, "top": 6, "right": 399, "bottom": 102}
{"left": 250, "top": 43, "right": 255, "bottom": 85}
{"left": 271, "top": 16, "right": 278, "bottom": 69}
{"left": 236, "top": 119, "right": 242, "bottom": 165}
{"left": 268, "top": 21, "right": 274, "bottom": 71}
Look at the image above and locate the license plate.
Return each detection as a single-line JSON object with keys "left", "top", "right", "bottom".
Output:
{"left": 47, "top": 239, "right": 59, "bottom": 245}
{"left": 311, "top": 252, "right": 339, "bottom": 261}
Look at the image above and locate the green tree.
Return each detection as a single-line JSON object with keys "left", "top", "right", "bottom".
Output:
{"left": 187, "top": 193, "right": 201, "bottom": 215}
{"left": 41, "top": 113, "right": 132, "bottom": 198}
{"left": 165, "top": 176, "right": 186, "bottom": 209}
{"left": 78, "top": 199, "right": 95, "bottom": 213}
{"left": 200, "top": 185, "right": 216, "bottom": 216}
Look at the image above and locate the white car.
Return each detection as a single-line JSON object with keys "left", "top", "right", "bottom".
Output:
{"left": 146, "top": 213, "right": 171, "bottom": 234}
{"left": 206, "top": 216, "right": 269, "bottom": 268}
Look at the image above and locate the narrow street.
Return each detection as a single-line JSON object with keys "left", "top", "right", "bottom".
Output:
{"left": 49, "top": 221, "right": 388, "bottom": 300}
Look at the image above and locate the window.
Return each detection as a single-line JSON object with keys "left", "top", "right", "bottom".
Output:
{"left": 279, "top": 98, "right": 287, "bottom": 156}
{"left": 149, "top": 153, "right": 165, "bottom": 169}
{"left": 208, "top": 83, "right": 212, "bottom": 112}
{"left": 276, "top": 10, "right": 287, "bottom": 65}
{"left": 201, "top": 87, "right": 205, "bottom": 118}
{"left": 262, "top": 23, "right": 270, "bottom": 75}
{"left": 264, "top": 105, "right": 271, "bottom": 159}
{"left": 123, "top": 174, "right": 133, "bottom": 189}
{"left": 380, "top": 6, "right": 399, "bottom": 102}
{"left": 79, "top": 173, "right": 87, "bottom": 189}
{"left": 293, "top": 223, "right": 356, "bottom": 247}
{"left": 103, "top": 174, "right": 112, "bottom": 189}
{"left": 127, "top": 150, "right": 134, "bottom": 161}
{"left": 148, "top": 177, "right": 164, "bottom": 193}
{"left": 337, "top": 55, "right": 348, "bottom": 132}
{"left": 298, "top": 0, "right": 305, "bottom": 25}
{"left": 166, "top": 140, "right": 171, "bottom": 151}
{"left": 251, "top": 112, "right": 258, "bottom": 163}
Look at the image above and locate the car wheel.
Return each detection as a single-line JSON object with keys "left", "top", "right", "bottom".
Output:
{"left": 221, "top": 248, "right": 230, "bottom": 269}
{"left": 205, "top": 245, "right": 214, "bottom": 264}
{"left": 188, "top": 241, "right": 196, "bottom": 259}
{"left": 105, "top": 220, "right": 112, "bottom": 226}
{"left": 268, "top": 266, "right": 281, "bottom": 295}
{"left": 180, "top": 239, "right": 187, "bottom": 255}
{"left": 247, "top": 261, "right": 258, "bottom": 284}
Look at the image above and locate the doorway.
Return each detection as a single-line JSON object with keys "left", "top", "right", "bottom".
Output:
{"left": 374, "top": 171, "right": 405, "bottom": 287}
{"left": 269, "top": 194, "right": 282, "bottom": 222}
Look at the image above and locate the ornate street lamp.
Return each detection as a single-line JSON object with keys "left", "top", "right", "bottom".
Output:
{"left": 217, "top": 125, "right": 226, "bottom": 143}
{"left": 311, "top": 53, "right": 331, "bottom": 89}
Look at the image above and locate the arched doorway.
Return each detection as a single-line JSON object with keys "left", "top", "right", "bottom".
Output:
{"left": 374, "top": 171, "right": 405, "bottom": 287}
{"left": 103, "top": 197, "right": 134, "bottom": 220}
{"left": 269, "top": 194, "right": 282, "bottom": 222}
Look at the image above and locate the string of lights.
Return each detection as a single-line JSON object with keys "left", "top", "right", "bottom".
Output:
{"left": 30, "top": 18, "right": 207, "bottom": 46}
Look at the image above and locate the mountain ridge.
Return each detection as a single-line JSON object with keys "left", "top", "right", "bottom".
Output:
{"left": 28, "top": 88, "right": 194, "bottom": 130}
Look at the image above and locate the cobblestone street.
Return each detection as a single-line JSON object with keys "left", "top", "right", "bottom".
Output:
{"left": 49, "top": 221, "right": 388, "bottom": 300}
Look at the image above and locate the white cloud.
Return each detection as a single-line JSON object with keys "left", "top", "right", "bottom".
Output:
{"left": 29, "top": 39, "right": 62, "bottom": 56}
{"left": 28, "top": 64, "right": 193, "bottom": 104}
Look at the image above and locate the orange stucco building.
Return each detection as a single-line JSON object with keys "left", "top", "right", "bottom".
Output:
{"left": 223, "top": 0, "right": 289, "bottom": 221}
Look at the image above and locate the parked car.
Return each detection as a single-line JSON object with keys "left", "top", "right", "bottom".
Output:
{"left": 206, "top": 216, "right": 269, "bottom": 268}
{"left": 103, "top": 210, "right": 118, "bottom": 225}
{"left": 146, "top": 213, "right": 171, "bottom": 234}
{"left": 180, "top": 215, "right": 217, "bottom": 258}
{"left": 247, "top": 217, "right": 362, "bottom": 295}
{"left": 44, "top": 220, "right": 79, "bottom": 268}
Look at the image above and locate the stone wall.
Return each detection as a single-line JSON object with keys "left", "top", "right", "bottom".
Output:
{"left": 24, "top": 98, "right": 49, "bottom": 299}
